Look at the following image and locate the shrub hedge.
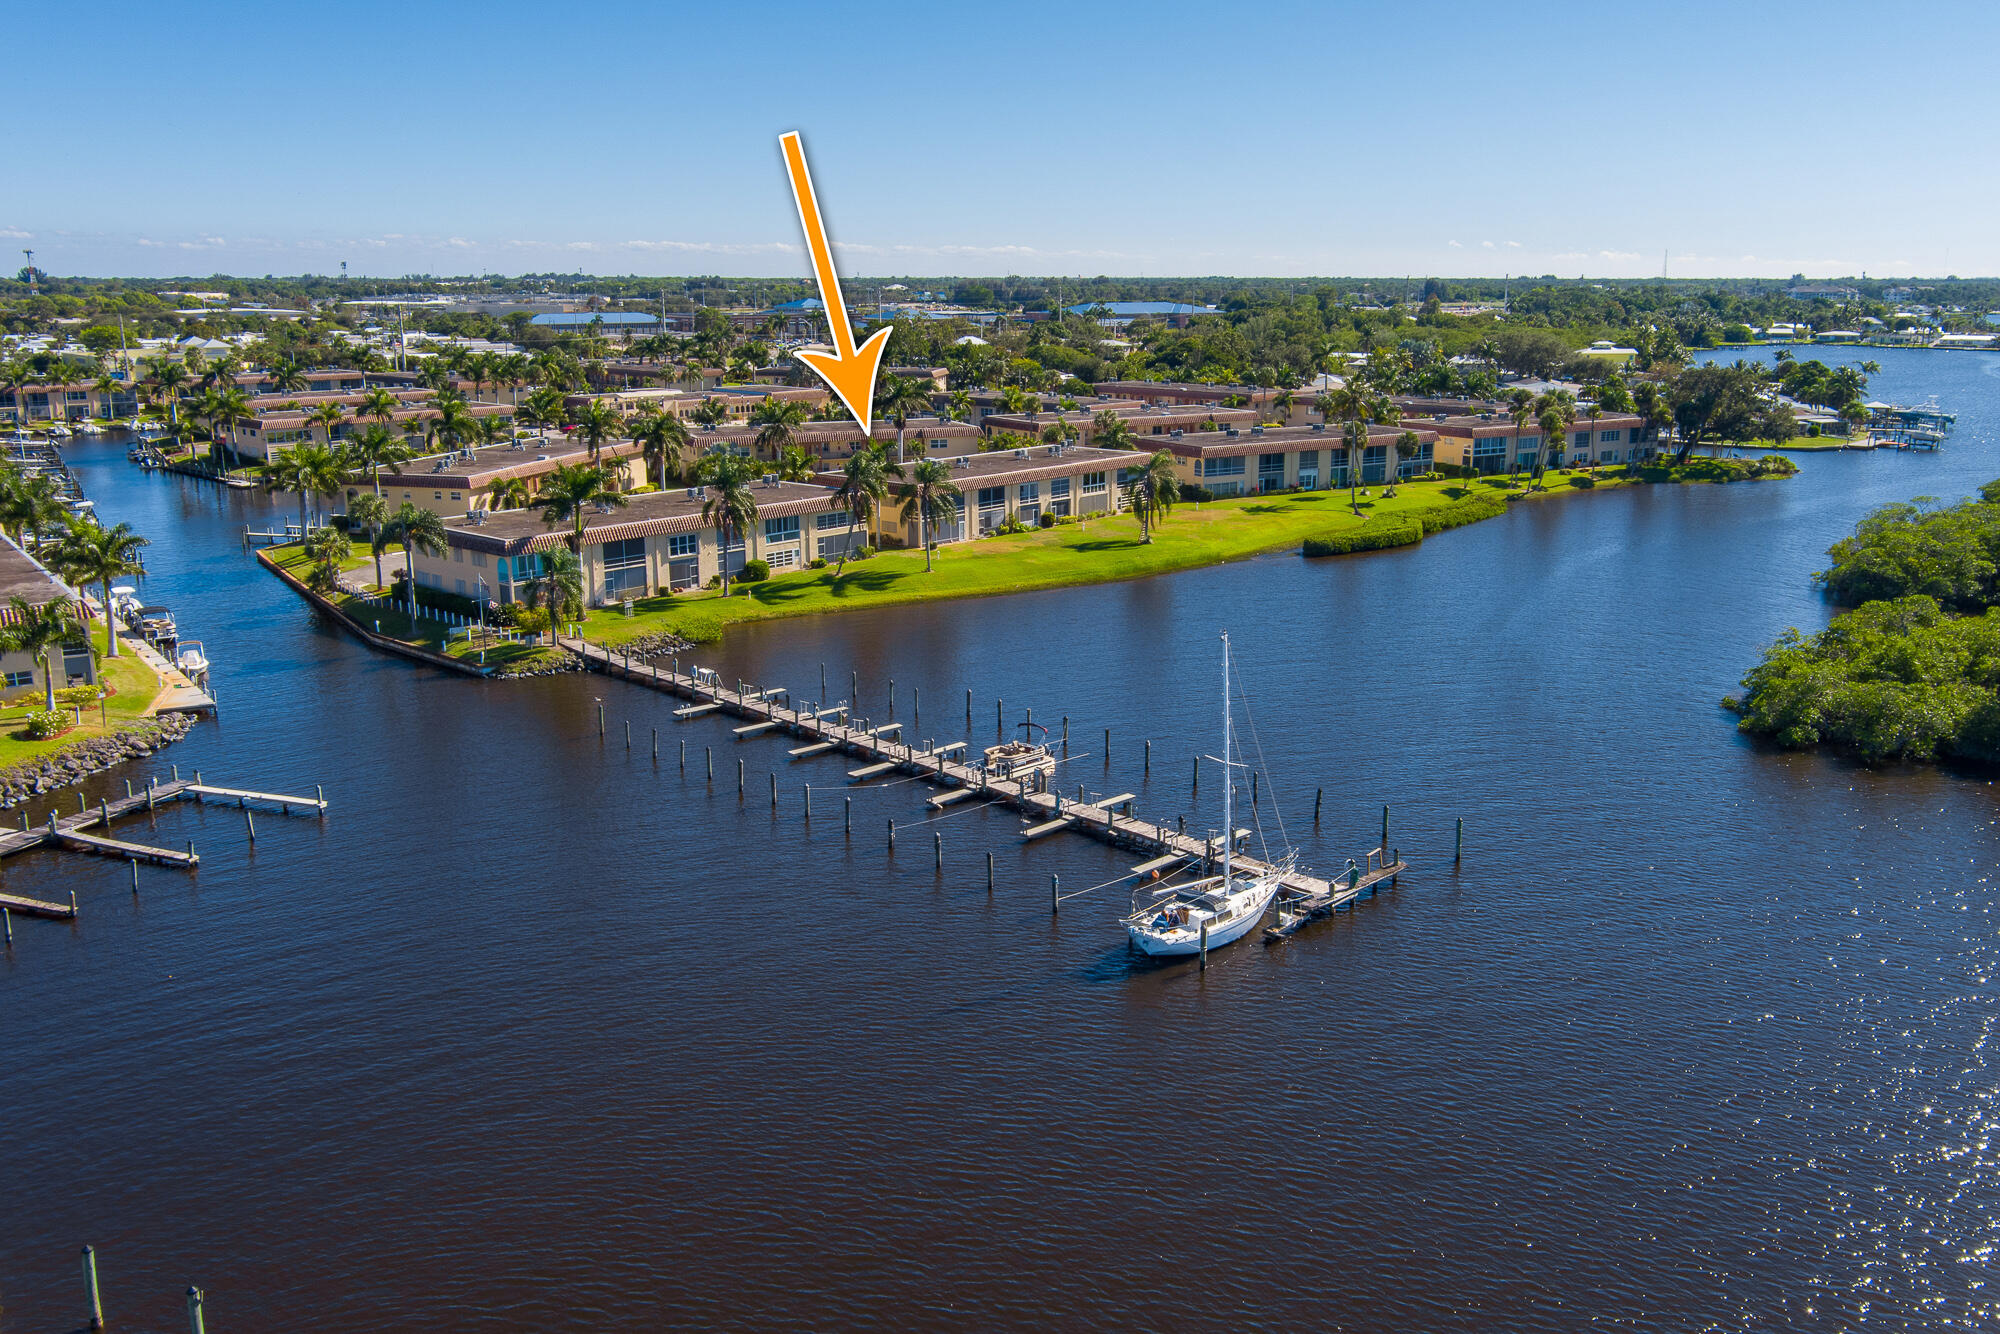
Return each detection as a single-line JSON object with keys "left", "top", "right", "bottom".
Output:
{"left": 1302, "top": 517, "right": 1423, "bottom": 557}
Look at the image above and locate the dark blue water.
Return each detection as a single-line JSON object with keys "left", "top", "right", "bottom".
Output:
{"left": 2, "top": 346, "right": 1996, "bottom": 1330}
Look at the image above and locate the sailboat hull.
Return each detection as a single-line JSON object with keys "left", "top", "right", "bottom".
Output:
{"left": 1124, "top": 882, "right": 1279, "bottom": 956}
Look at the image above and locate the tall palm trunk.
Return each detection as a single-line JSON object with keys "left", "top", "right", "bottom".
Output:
{"left": 41, "top": 648, "right": 56, "bottom": 711}
{"left": 921, "top": 509, "right": 932, "bottom": 572}
{"left": 100, "top": 579, "right": 119, "bottom": 657}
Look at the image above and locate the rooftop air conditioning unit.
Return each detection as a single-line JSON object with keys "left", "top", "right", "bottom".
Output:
{"left": 1251, "top": 426, "right": 1264, "bottom": 435}
{"left": 1172, "top": 428, "right": 1183, "bottom": 437}
{"left": 1014, "top": 448, "right": 1028, "bottom": 459}
{"left": 954, "top": 456, "right": 969, "bottom": 468}
{"left": 761, "top": 473, "right": 778, "bottom": 485}
{"left": 686, "top": 487, "right": 702, "bottom": 499}
{"left": 535, "top": 454, "right": 550, "bottom": 462}
{"left": 1311, "top": 422, "right": 1325, "bottom": 432}
{"left": 1226, "top": 428, "right": 1238, "bottom": 437}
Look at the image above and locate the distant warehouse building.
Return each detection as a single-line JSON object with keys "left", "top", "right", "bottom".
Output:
{"left": 528, "top": 311, "right": 664, "bottom": 339}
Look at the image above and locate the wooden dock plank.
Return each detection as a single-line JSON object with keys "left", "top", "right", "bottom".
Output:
{"left": 789, "top": 741, "right": 837, "bottom": 758}
{"left": 673, "top": 703, "right": 721, "bottom": 718}
{"left": 0, "top": 890, "right": 75, "bottom": 919}
{"left": 184, "top": 783, "right": 326, "bottom": 811}
{"left": 732, "top": 721, "right": 777, "bottom": 737}
{"left": 1020, "top": 816, "right": 1073, "bottom": 841}
{"left": 926, "top": 789, "right": 977, "bottom": 810}
{"left": 847, "top": 760, "right": 899, "bottom": 780}
{"left": 55, "top": 828, "right": 198, "bottom": 866}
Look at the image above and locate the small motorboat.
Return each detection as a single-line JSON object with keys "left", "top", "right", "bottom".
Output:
{"left": 75, "top": 420, "right": 104, "bottom": 434}
{"left": 131, "top": 605, "right": 177, "bottom": 642}
{"left": 46, "top": 424, "right": 71, "bottom": 440}
{"left": 109, "top": 585, "right": 140, "bottom": 620}
{"left": 175, "top": 641, "right": 209, "bottom": 678}
{"left": 982, "top": 721, "right": 1056, "bottom": 784}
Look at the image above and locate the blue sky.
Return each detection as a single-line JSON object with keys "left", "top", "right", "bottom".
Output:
{"left": 14, "top": 0, "right": 1999, "bottom": 280}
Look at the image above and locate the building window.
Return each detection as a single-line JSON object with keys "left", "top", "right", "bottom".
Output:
{"left": 764, "top": 515, "right": 801, "bottom": 544}
{"left": 1081, "top": 471, "right": 1107, "bottom": 494}
{"left": 814, "top": 509, "right": 848, "bottom": 530}
{"left": 1050, "top": 477, "right": 1070, "bottom": 498}
{"left": 768, "top": 548, "right": 798, "bottom": 569}
{"left": 1599, "top": 429, "right": 1622, "bottom": 443}
{"left": 668, "top": 533, "right": 699, "bottom": 557}
{"left": 601, "top": 536, "right": 648, "bottom": 598}
{"left": 4, "top": 670, "right": 32, "bottom": 688}
{"left": 1017, "top": 481, "right": 1039, "bottom": 502}
{"left": 1202, "top": 456, "right": 1245, "bottom": 478}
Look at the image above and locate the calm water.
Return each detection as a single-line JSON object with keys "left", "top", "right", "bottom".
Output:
{"left": 3, "top": 346, "right": 1998, "bottom": 1331}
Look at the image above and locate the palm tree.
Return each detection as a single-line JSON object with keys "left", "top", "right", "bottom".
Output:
{"left": 691, "top": 398, "right": 730, "bottom": 429}
{"left": 526, "top": 546, "right": 584, "bottom": 632}
{"left": 875, "top": 375, "right": 933, "bottom": 462}
{"left": 1583, "top": 402, "right": 1604, "bottom": 469}
{"left": 0, "top": 471, "right": 69, "bottom": 549}
{"left": 301, "top": 523, "right": 353, "bottom": 594}
{"left": 268, "top": 442, "right": 348, "bottom": 530}
{"left": 269, "top": 360, "right": 310, "bottom": 395}
{"left": 749, "top": 397, "right": 809, "bottom": 462}
{"left": 426, "top": 392, "right": 478, "bottom": 454}
{"left": 49, "top": 520, "right": 148, "bottom": 657}
{"left": 631, "top": 409, "right": 694, "bottom": 487}
{"left": 697, "top": 451, "right": 759, "bottom": 596}
{"left": 538, "top": 463, "right": 625, "bottom": 554}
{"left": 306, "top": 401, "right": 346, "bottom": 448}
{"left": 346, "top": 423, "right": 413, "bottom": 499}
{"left": 1386, "top": 430, "right": 1422, "bottom": 496}
{"left": 898, "top": 456, "right": 962, "bottom": 572}
{"left": 488, "top": 477, "right": 531, "bottom": 511}
{"left": 518, "top": 386, "right": 566, "bottom": 442}
{"left": 945, "top": 389, "right": 974, "bottom": 422}
{"left": 1532, "top": 389, "right": 1576, "bottom": 488}
{"left": 358, "top": 386, "right": 400, "bottom": 430}
{"left": 830, "top": 444, "right": 900, "bottom": 575}
{"left": 347, "top": 491, "right": 392, "bottom": 590}
{"left": 144, "top": 358, "right": 190, "bottom": 432}
{"left": 203, "top": 387, "right": 253, "bottom": 469}
{"left": 776, "top": 445, "right": 817, "bottom": 481}
{"left": 1121, "top": 450, "right": 1179, "bottom": 543}
{"left": 571, "top": 399, "right": 624, "bottom": 465}
{"left": 2, "top": 595, "right": 86, "bottom": 710}
{"left": 1272, "top": 387, "right": 1295, "bottom": 424}
{"left": 385, "top": 502, "right": 448, "bottom": 620}
{"left": 1321, "top": 379, "right": 1395, "bottom": 513}
{"left": 1092, "top": 410, "right": 1137, "bottom": 451}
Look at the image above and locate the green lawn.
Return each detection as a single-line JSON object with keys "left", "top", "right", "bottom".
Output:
{"left": 579, "top": 473, "right": 1629, "bottom": 646}
{"left": 0, "top": 653, "right": 169, "bottom": 776}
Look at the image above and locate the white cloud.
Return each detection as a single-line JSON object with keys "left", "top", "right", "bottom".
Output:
{"left": 0, "top": 227, "right": 29, "bottom": 240}
{"left": 562, "top": 241, "right": 598, "bottom": 252}
{"left": 1446, "top": 240, "right": 1462, "bottom": 248}
{"left": 176, "top": 236, "right": 226, "bottom": 250}
{"left": 1480, "top": 240, "right": 1495, "bottom": 249}
{"left": 1599, "top": 249, "right": 1641, "bottom": 261}
{"left": 136, "top": 238, "right": 162, "bottom": 248}
{"left": 444, "top": 237, "right": 475, "bottom": 249}
{"left": 621, "top": 238, "right": 796, "bottom": 256}
{"left": 1504, "top": 240, "right": 1522, "bottom": 248}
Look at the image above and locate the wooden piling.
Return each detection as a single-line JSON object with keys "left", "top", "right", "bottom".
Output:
{"left": 652, "top": 727, "right": 658, "bottom": 759}
{"left": 934, "top": 830, "right": 942, "bottom": 872}
{"left": 769, "top": 772, "right": 777, "bottom": 811}
{"left": 1144, "top": 739, "right": 1151, "bottom": 776}
{"left": 245, "top": 809, "right": 255, "bottom": 842}
{"left": 804, "top": 784, "right": 812, "bottom": 819}
{"left": 1314, "top": 787, "right": 1323, "bottom": 824}
{"left": 83, "top": 1244, "right": 104, "bottom": 1330}
{"left": 1199, "top": 918, "right": 1209, "bottom": 968}
{"left": 997, "top": 697, "right": 1003, "bottom": 737}
{"left": 1455, "top": 817, "right": 1463, "bottom": 865}
{"left": 986, "top": 851, "right": 994, "bottom": 894}
{"left": 887, "top": 818, "right": 896, "bottom": 850}
{"left": 1051, "top": 873, "right": 1059, "bottom": 915}
{"left": 188, "top": 1286, "right": 207, "bottom": 1334}
{"left": 738, "top": 758, "right": 745, "bottom": 797}
{"left": 1382, "top": 804, "right": 1389, "bottom": 853}
{"left": 131, "top": 860, "right": 138, "bottom": 894}
{"left": 3, "top": 907, "right": 11, "bottom": 944}
{"left": 706, "top": 746, "right": 713, "bottom": 780}
{"left": 889, "top": 679, "right": 895, "bottom": 717}
{"left": 1251, "top": 771, "right": 1259, "bottom": 807}
{"left": 1103, "top": 727, "right": 1109, "bottom": 763}
{"left": 965, "top": 687, "right": 972, "bottom": 727}
{"left": 820, "top": 662, "right": 827, "bottom": 704}
{"left": 852, "top": 670, "right": 858, "bottom": 707}
{"left": 845, "top": 797, "right": 852, "bottom": 837}
{"left": 625, "top": 720, "right": 631, "bottom": 749}
{"left": 913, "top": 687, "right": 919, "bottom": 733}
{"left": 1392, "top": 850, "right": 1399, "bottom": 886}
{"left": 1192, "top": 756, "right": 1199, "bottom": 797}
{"left": 598, "top": 703, "right": 605, "bottom": 737}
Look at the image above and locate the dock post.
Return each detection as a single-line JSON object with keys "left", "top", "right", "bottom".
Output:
{"left": 845, "top": 797, "right": 852, "bottom": 838}
{"left": 132, "top": 861, "right": 139, "bottom": 894}
{"left": 997, "top": 698, "right": 1003, "bottom": 738}
{"left": 965, "top": 687, "right": 971, "bottom": 728}
{"left": 1051, "top": 873, "right": 1059, "bottom": 915}
{"left": 934, "top": 831, "right": 942, "bottom": 873}
{"left": 1192, "top": 756, "right": 1199, "bottom": 797}
{"left": 173, "top": 764, "right": 179, "bottom": 781}
{"left": 101, "top": 798, "right": 109, "bottom": 827}
{"left": 804, "top": 784, "right": 812, "bottom": 819}
{"left": 1144, "top": 739, "right": 1151, "bottom": 777}
{"left": 1251, "top": 771, "right": 1259, "bottom": 808}
{"left": 147, "top": 779, "right": 156, "bottom": 812}
{"left": 820, "top": 662, "right": 826, "bottom": 705}
{"left": 769, "top": 772, "right": 777, "bottom": 811}
{"left": 1392, "top": 850, "right": 1399, "bottom": 887}
{"left": 625, "top": 720, "right": 631, "bottom": 749}
{"left": 79, "top": 793, "right": 87, "bottom": 814}
{"left": 1178, "top": 815, "right": 1185, "bottom": 836}
{"left": 1103, "top": 727, "right": 1109, "bottom": 764}
{"left": 245, "top": 809, "right": 255, "bottom": 842}
{"left": 706, "top": 747, "right": 713, "bottom": 780}
{"left": 83, "top": 1243, "right": 105, "bottom": 1330}
{"left": 737, "top": 758, "right": 745, "bottom": 798}
{"left": 1314, "top": 788, "right": 1322, "bottom": 825}
{"left": 1199, "top": 919, "right": 1209, "bottom": 969}
{"left": 187, "top": 839, "right": 194, "bottom": 862}
{"left": 316, "top": 784, "right": 324, "bottom": 813}
{"left": 3, "top": 907, "right": 11, "bottom": 945}
{"left": 986, "top": 852, "right": 994, "bottom": 895}
{"left": 1455, "top": 817, "right": 1463, "bottom": 865}
{"left": 852, "top": 670, "right": 858, "bottom": 707}
{"left": 652, "top": 727, "right": 658, "bottom": 759}
{"left": 1382, "top": 804, "right": 1389, "bottom": 855}
{"left": 598, "top": 703, "right": 604, "bottom": 737}
{"left": 681, "top": 740, "right": 687, "bottom": 772}
{"left": 1204, "top": 837, "right": 1213, "bottom": 872}
{"left": 913, "top": 687, "right": 919, "bottom": 733}
{"left": 188, "top": 1286, "right": 206, "bottom": 1334}
{"left": 125, "top": 779, "right": 132, "bottom": 799}
{"left": 887, "top": 818, "right": 895, "bottom": 851}
{"left": 888, "top": 679, "right": 895, "bottom": 717}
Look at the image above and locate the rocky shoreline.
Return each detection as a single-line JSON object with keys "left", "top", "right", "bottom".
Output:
{"left": 0, "top": 712, "right": 198, "bottom": 807}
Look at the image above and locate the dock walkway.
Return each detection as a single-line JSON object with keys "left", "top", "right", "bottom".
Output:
{"left": 0, "top": 775, "right": 327, "bottom": 869}
{"left": 561, "top": 639, "right": 1404, "bottom": 908}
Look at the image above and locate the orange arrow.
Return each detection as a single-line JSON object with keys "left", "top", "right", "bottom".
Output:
{"left": 780, "top": 131, "right": 891, "bottom": 434}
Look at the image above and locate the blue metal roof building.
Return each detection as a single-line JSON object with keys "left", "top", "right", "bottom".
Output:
{"left": 528, "top": 312, "right": 661, "bottom": 328}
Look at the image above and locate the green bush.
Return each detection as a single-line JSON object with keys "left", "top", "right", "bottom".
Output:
{"left": 666, "top": 609, "right": 723, "bottom": 644}
{"left": 736, "top": 558, "right": 770, "bottom": 584}
{"left": 55, "top": 685, "right": 99, "bottom": 706}
{"left": 389, "top": 572, "right": 481, "bottom": 617}
{"left": 808, "top": 557, "right": 827, "bottom": 570}
{"left": 852, "top": 546, "right": 875, "bottom": 560}
{"left": 23, "top": 708, "right": 68, "bottom": 740}
{"left": 1179, "top": 482, "right": 1217, "bottom": 503}
{"left": 514, "top": 607, "right": 550, "bottom": 635}
{"left": 1039, "top": 511, "right": 1057, "bottom": 528}
{"left": 1302, "top": 516, "right": 1423, "bottom": 558}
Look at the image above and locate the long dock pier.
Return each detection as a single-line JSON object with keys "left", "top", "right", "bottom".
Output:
{"left": 563, "top": 639, "right": 1406, "bottom": 915}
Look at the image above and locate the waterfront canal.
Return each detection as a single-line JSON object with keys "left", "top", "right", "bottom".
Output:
{"left": 3, "top": 346, "right": 1997, "bottom": 1329}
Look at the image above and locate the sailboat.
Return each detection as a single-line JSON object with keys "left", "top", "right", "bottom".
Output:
{"left": 1123, "top": 631, "right": 1287, "bottom": 957}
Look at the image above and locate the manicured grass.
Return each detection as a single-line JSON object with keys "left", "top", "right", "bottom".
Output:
{"left": 579, "top": 474, "right": 1633, "bottom": 646}
{"left": 1731, "top": 436, "right": 1854, "bottom": 452}
{"left": 0, "top": 653, "right": 169, "bottom": 776}
{"left": 268, "top": 543, "right": 551, "bottom": 671}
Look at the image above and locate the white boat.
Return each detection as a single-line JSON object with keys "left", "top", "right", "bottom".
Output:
{"left": 1123, "top": 632, "right": 1285, "bottom": 958}
{"left": 175, "top": 641, "right": 209, "bottom": 678}
{"left": 46, "top": 424, "right": 71, "bottom": 439}
{"left": 75, "top": 420, "right": 104, "bottom": 434}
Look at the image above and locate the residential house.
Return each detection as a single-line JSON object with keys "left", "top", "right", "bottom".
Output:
{"left": 0, "top": 535, "right": 94, "bottom": 698}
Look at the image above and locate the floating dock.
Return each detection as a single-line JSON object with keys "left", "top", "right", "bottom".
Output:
{"left": 0, "top": 774, "right": 327, "bottom": 872}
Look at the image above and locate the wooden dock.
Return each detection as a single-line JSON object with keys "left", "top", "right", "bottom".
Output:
{"left": 561, "top": 639, "right": 1396, "bottom": 910}
{"left": 0, "top": 775, "right": 328, "bottom": 873}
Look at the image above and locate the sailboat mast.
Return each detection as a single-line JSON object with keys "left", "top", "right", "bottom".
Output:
{"left": 1221, "top": 631, "right": 1232, "bottom": 886}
